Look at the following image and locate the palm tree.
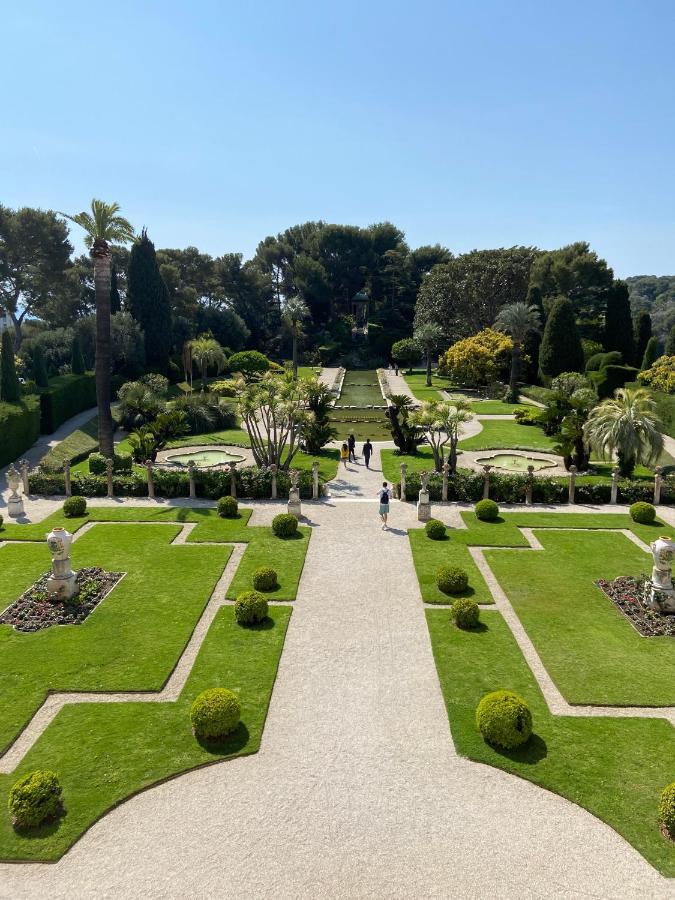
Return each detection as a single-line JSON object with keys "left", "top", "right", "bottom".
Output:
{"left": 410, "top": 399, "right": 472, "bottom": 472}
{"left": 494, "top": 302, "right": 541, "bottom": 403}
{"left": 413, "top": 322, "right": 445, "bottom": 387}
{"left": 282, "top": 296, "right": 309, "bottom": 380}
{"left": 583, "top": 387, "right": 664, "bottom": 477}
{"left": 62, "top": 200, "right": 134, "bottom": 457}
{"left": 190, "top": 335, "right": 227, "bottom": 390}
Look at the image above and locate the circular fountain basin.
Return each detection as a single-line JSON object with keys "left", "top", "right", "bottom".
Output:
{"left": 475, "top": 453, "right": 556, "bottom": 473}
{"left": 165, "top": 449, "right": 246, "bottom": 469}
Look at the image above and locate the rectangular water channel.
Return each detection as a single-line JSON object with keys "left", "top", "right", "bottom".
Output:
{"left": 329, "top": 369, "right": 391, "bottom": 441}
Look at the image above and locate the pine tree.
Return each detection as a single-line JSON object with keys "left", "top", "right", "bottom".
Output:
{"left": 666, "top": 325, "right": 675, "bottom": 356}
{"left": 603, "top": 280, "right": 634, "bottom": 362}
{"left": 32, "top": 344, "right": 49, "bottom": 388}
{"left": 71, "top": 336, "right": 86, "bottom": 374}
{"left": 641, "top": 336, "right": 660, "bottom": 371}
{"left": 633, "top": 310, "right": 652, "bottom": 367}
{"left": 0, "top": 329, "right": 21, "bottom": 401}
{"left": 538, "top": 297, "right": 584, "bottom": 380}
{"left": 127, "top": 229, "right": 172, "bottom": 374}
{"left": 110, "top": 263, "right": 121, "bottom": 314}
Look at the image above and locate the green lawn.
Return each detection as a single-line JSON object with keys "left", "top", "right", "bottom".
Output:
{"left": 458, "top": 419, "right": 558, "bottom": 452}
{"left": 402, "top": 371, "right": 454, "bottom": 403}
{"left": 426, "top": 609, "right": 675, "bottom": 877}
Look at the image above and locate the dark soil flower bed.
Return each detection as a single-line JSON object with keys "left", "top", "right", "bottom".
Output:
{"left": 596, "top": 576, "right": 675, "bottom": 638}
{"left": 0, "top": 567, "right": 124, "bottom": 633}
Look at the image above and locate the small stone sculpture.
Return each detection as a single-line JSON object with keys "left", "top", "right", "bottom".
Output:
{"left": 645, "top": 535, "right": 675, "bottom": 613}
{"left": 46, "top": 526, "right": 79, "bottom": 601}
{"left": 7, "top": 464, "right": 24, "bottom": 518}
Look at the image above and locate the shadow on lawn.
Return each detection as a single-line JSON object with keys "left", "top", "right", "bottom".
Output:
{"left": 195, "top": 721, "right": 251, "bottom": 756}
{"left": 491, "top": 732, "right": 548, "bottom": 765}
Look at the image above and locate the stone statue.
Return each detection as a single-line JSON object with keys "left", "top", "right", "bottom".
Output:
{"left": 646, "top": 535, "right": 675, "bottom": 613}
{"left": 46, "top": 526, "right": 79, "bottom": 601}
{"left": 6, "top": 464, "right": 24, "bottom": 518}
{"left": 420, "top": 471, "right": 430, "bottom": 493}
{"left": 290, "top": 469, "right": 300, "bottom": 489}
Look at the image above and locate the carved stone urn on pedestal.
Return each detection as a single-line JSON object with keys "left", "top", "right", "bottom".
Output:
{"left": 46, "top": 526, "right": 79, "bottom": 601}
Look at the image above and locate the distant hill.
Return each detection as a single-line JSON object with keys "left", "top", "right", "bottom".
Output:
{"left": 626, "top": 275, "right": 675, "bottom": 343}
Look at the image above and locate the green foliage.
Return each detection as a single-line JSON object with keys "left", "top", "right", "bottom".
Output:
{"left": 581, "top": 339, "right": 604, "bottom": 362}
{"left": 538, "top": 297, "right": 584, "bottom": 379}
{"left": 217, "top": 495, "right": 238, "bottom": 518}
{"left": 63, "top": 496, "right": 87, "bottom": 517}
{"left": 234, "top": 590, "right": 269, "bottom": 625}
{"left": 659, "top": 782, "right": 675, "bottom": 836}
{"left": 127, "top": 229, "right": 172, "bottom": 374}
{"left": 31, "top": 344, "right": 49, "bottom": 388}
{"left": 88, "top": 452, "right": 132, "bottom": 475}
{"left": 252, "top": 566, "right": 279, "bottom": 592}
{"left": 301, "top": 377, "right": 336, "bottom": 453}
{"left": 629, "top": 502, "right": 656, "bottom": 525}
{"left": 272, "top": 513, "right": 298, "bottom": 538}
{"left": 172, "top": 392, "right": 235, "bottom": 435}
{"left": 604, "top": 280, "right": 634, "bottom": 362}
{"left": 8, "top": 770, "right": 63, "bottom": 830}
{"left": 0, "top": 330, "right": 20, "bottom": 401}
{"left": 586, "top": 350, "right": 623, "bottom": 373}
{"left": 550, "top": 372, "right": 588, "bottom": 396}
{"left": 39, "top": 373, "right": 97, "bottom": 434}
{"left": 589, "top": 364, "right": 640, "bottom": 400}
{"left": 637, "top": 356, "right": 675, "bottom": 394}
{"left": 190, "top": 687, "right": 241, "bottom": 740}
{"left": 475, "top": 499, "right": 499, "bottom": 521}
{"left": 117, "top": 379, "right": 164, "bottom": 429}
{"left": 228, "top": 350, "right": 270, "bottom": 379}
{"left": 425, "top": 519, "right": 447, "bottom": 540}
{"left": 71, "top": 336, "right": 85, "bottom": 375}
{"left": 0, "top": 396, "right": 40, "bottom": 467}
{"left": 391, "top": 337, "right": 420, "bottom": 371}
{"left": 641, "top": 336, "right": 660, "bottom": 371}
{"left": 209, "top": 379, "right": 237, "bottom": 397}
{"left": 436, "top": 565, "right": 469, "bottom": 595}
{"left": 666, "top": 325, "right": 675, "bottom": 356}
{"left": 451, "top": 597, "right": 480, "bottom": 629}
{"left": 439, "top": 328, "right": 512, "bottom": 386}
{"left": 633, "top": 310, "right": 652, "bottom": 368}
{"left": 476, "top": 690, "right": 532, "bottom": 750}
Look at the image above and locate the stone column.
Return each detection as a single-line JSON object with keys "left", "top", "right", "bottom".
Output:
{"left": 482, "top": 465, "right": 492, "bottom": 500}
{"left": 568, "top": 465, "right": 577, "bottom": 504}
{"left": 20, "top": 460, "right": 29, "bottom": 495}
{"left": 146, "top": 460, "right": 155, "bottom": 499}
{"left": 188, "top": 461, "right": 196, "bottom": 499}
{"left": 287, "top": 469, "right": 301, "bottom": 518}
{"left": 106, "top": 458, "right": 114, "bottom": 499}
{"left": 270, "top": 464, "right": 278, "bottom": 500}
{"left": 610, "top": 466, "right": 620, "bottom": 504}
{"left": 525, "top": 465, "right": 534, "bottom": 506}
{"left": 229, "top": 462, "right": 237, "bottom": 498}
{"left": 64, "top": 461, "right": 72, "bottom": 498}
{"left": 653, "top": 466, "right": 663, "bottom": 505}
{"left": 417, "top": 471, "right": 432, "bottom": 522}
{"left": 311, "top": 460, "right": 320, "bottom": 500}
{"left": 441, "top": 462, "right": 449, "bottom": 502}
{"left": 400, "top": 463, "right": 407, "bottom": 502}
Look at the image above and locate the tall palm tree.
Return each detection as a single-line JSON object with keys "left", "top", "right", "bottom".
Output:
{"left": 410, "top": 398, "right": 472, "bottom": 472}
{"left": 62, "top": 200, "right": 134, "bottom": 457}
{"left": 583, "top": 387, "right": 664, "bottom": 477}
{"left": 282, "top": 296, "right": 309, "bottom": 380}
{"left": 190, "top": 335, "right": 227, "bottom": 390}
{"left": 413, "top": 322, "right": 445, "bottom": 387}
{"left": 494, "top": 302, "right": 541, "bottom": 403}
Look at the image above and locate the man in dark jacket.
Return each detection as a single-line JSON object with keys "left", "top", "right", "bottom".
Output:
{"left": 347, "top": 433, "right": 356, "bottom": 462}
{"left": 362, "top": 439, "right": 373, "bottom": 468}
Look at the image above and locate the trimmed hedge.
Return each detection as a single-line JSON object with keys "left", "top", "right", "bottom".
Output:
{"left": 63, "top": 496, "right": 87, "bottom": 517}
{"left": 88, "top": 451, "right": 132, "bottom": 474}
{"left": 589, "top": 364, "right": 639, "bottom": 400}
{"left": 39, "top": 373, "right": 97, "bottom": 434}
{"left": 272, "top": 513, "right": 299, "bottom": 537}
{"left": 437, "top": 565, "right": 469, "bottom": 595}
{"left": 451, "top": 597, "right": 480, "bottom": 629}
{"left": 476, "top": 690, "right": 532, "bottom": 750}
{"left": 0, "top": 396, "right": 40, "bottom": 467}
{"left": 8, "top": 770, "right": 63, "bottom": 830}
{"left": 252, "top": 566, "right": 278, "bottom": 591}
{"left": 630, "top": 501, "right": 656, "bottom": 524}
{"left": 475, "top": 499, "right": 499, "bottom": 521}
{"left": 425, "top": 518, "right": 447, "bottom": 540}
{"left": 190, "top": 688, "right": 241, "bottom": 741}
{"left": 234, "top": 590, "right": 269, "bottom": 624}
{"left": 217, "top": 495, "right": 239, "bottom": 518}
{"left": 659, "top": 782, "right": 675, "bottom": 837}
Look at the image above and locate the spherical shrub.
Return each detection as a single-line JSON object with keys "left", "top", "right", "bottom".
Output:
{"left": 235, "top": 590, "right": 269, "bottom": 625}
{"left": 475, "top": 499, "right": 499, "bottom": 521}
{"left": 8, "top": 770, "right": 63, "bottom": 829}
{"left": 425, "top": 519, "right": 446, "bottom": 540}
{"left": 630, "top": 501, "right": 656, "bottom": 525}
{"left": 451, "top": 597, "right": 480, "bottom": 629}
{"left": 252, "top": 566, "right": 278, "bottom": 592}
{"left": 217, "top": 495, "right": 239, "bottom": 518}
{"left": 272, "top": 513, "right": 298, "bottom": 538}
{"left": 63, "top": 496, "right": 87, "bottom": 518}
{"left": 476, "top": 690, "right": 532, "bottom": 750}
{"left": 659, "top": 782, "right": 675, "bottom": 837}
{"left": 436, "top": 565, "right": 469, "bottom": 595}
{"left": 190, "top": 688, "right": 241, "bottom": 741}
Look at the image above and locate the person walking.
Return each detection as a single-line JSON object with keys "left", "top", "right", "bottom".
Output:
{"left": 394, "top": 363, "right": 399, "bottom": 376}
{"left": 362, "top": 438, "right": 373, "bottom": 469}
{"left": 340, "top": 442, "right": 349, "bottom": 469}
{"left": 347, "top": 433, "right": 356, "bottom": 462}
{"left": 378, "top": 481, "right": 391, "bottom": 529}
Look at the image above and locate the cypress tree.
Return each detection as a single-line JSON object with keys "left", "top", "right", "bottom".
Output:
{"left": 71, "top": 335, "right": 86, "bottom": 374}
{"left": 523, "top": 284, "right": 544, "bottom": 382}
{"left": 538, "top": 296, "right": 584, "bottom": 380}
{"left": 0, "top": 329, "right": 21, "bottom": 401}
{"left": 32, "top": 344, "right": 49, "bottom": 388}
{"left": 127, "top": 229, "right": 172, "bottom": 374}
{"left": 641, "top": 336, "right": 660, "bottom": 371}
{"left": 110, "top": 264, "right": 121, "bottom": 314}
{"left": 666, "top": 325, "right": 675, "bottom": 356}
{"left": 633, "top": 310, "right": 652, "bottom": 367}
{"left": 603, "top": 280, "right": 634, "bottom": 362}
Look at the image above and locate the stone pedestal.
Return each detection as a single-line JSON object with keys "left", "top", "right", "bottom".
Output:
{"left": 287, "top": 488, "right": 302, "bottom": 519}
{"left": 8, "top": 496, "right": 25, "bottom": 518}
{"left": 6, "top": 464, "right": 24, "bottom": 518}
{"left": 417, "top": 490, "right": 431, "bottom": 522}
{"left": 46, "top": 526, "right": 79, "bottom": 601}
{"left": 644, "top": 535, "right": 675, "bottom": 613}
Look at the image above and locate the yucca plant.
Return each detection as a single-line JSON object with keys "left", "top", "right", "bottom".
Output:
{"left": 583, "top": 387, "right": 664, "bottom": 477}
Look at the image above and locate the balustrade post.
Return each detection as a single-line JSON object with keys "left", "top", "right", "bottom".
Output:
{"left": 525, "top": 465, "right": 534, "bottom": 506}
{"left": 188, "top": 461, "right": 196, "bottom": 499}
{"left": 610, "top": 466, "right": 620, "bottom": 504}
{"left": 442, "top": 462, "right": 449, "bottom": 502}
{"left": 482, "top": 465, "right": 492, "bottom": 500}
{"left": 146, "top": 460, "right": 155, "bottom": 499}
{"left": 653, "top": 466, "right": 663, "bottom": 505}
{"left": 106, "top": 458, "right": 114, "bottom": 499}
{"left": 270, "top": 464, "right": 278, "bottom": 500}
{"left": 229, "top": 462, "right": 237, "bottom": 498}
{"left": 400, "top": 463, "right": 407, "bottom": 502}
{"left": 568, "top": 465, "right": 577, "bottom": 504}
{"left": 312, "top": 460, "right": 320, "bottom": 500}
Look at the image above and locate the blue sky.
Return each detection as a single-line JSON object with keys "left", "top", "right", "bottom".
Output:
{"left": 3, "top": 0, "right": 674, "bottom": 276}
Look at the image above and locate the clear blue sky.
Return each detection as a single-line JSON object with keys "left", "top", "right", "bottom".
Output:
{"left": 3, "top": 0, "right": 675, "bottom": 276}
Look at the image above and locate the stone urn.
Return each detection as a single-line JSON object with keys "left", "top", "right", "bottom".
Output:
{"left": 7, "top": 464, "right": 24, "bottom": 518}
{"left": 46, "top": 526, "right": 79, "bottom": 601}
{"left": 646, "top": 535, "right": 675, "bottom": 613}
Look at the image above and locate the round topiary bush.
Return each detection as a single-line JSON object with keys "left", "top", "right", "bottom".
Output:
{"left": 436, "top": 565, "right": 469, "bottom": 595}
{"left": 451, "top": 597, "right": 480, "bottom": 629}
{"left": 63, "top": 496, "right": 87, "bottom": 518}
{"left": 252, "top": 566, "right": 278, "bottom": 592}
{"left": 630, "top": 501, "right": 656, "bottom": 525}
{"left": 217, "top": 495, "right": 239, "bottom": 518}
{"left": 190, "top": 688, "right": 241, "bottom": 741}
{"left": 425, "top": 519, "right": 446, "bottom": 540}
{"left": 234, "top": 590, "right": 269, "bottom": 625}
{"left": 272, "top": 513, "right": 298, "bottom": 538}
{"left": 8, "top": 770, "right": 63, "bottom": 829}
{"left": 659, "top": 782, "right": 675, "bottom": 837}
{"left": 476, "top": 690, "right": 532, "bottom": 750}
{"left": 475, "top": 499, "right": 499, "bottom": 521}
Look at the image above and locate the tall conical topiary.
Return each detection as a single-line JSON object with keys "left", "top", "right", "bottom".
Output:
{"left": 127, "top": 230, "right": 172, "bottom": 374}
{"left": 666, "top": 325, "right": 675, "bottom": 357}
{"left": 641, "top": 336, "right": 660, "bottom": 371}
{"left": 71, "top": 335, "right": 85, "bottom": 375}
{"left": 32, "top": 344, "right": 49, "bottom": 388}
{"left": 633, "top": 310, "right": 652, "bottom": 367}
{"left": 538, "top": 297, "right": 584, "bottom": 380}
{"left": 0, "top": 329, "right": 21, "bottom": 401}
{"left": 603, "top": 280, "right": 634, "bottom": 362}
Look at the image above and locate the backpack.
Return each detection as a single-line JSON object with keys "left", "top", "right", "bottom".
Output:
{"left": 380, "top": 489, "right": 389, "bottom": 504}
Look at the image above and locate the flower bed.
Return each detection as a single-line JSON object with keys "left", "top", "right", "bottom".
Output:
{"left": 596, "top": 576, "right": 675, "bottom": 638}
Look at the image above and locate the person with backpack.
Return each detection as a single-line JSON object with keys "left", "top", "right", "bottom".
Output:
{"left": 362, "top": 439, "right": 373, "bottom": 469}
{"left": 340, "top": 442, "right": 350, "bottom": 468}
{"left": 347, "top": 433, "right": 356, "bottom": 462}
{"left": 378, "top": 481, "right": 391, "bottom": 528}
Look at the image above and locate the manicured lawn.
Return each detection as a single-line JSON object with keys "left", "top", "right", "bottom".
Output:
{"left": 402, "top": 371, "right": 454, "bottom": 403}
{"left": 458, "top": 419, "right": 558, "bottom": 452}
{"left": 165, "top": 426, "right": 251, "bottom": 448}
{"left": 380, "top": 446, "right": 443, "bottom": 483}
{"left": 409, "top": 530, "right": 495, "bottom": 604}
{"left": 426, "top": 609, "right": 675, "bottom": 877}
{"left": 283, "top": 447, "right": 340, "bottom": 482}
